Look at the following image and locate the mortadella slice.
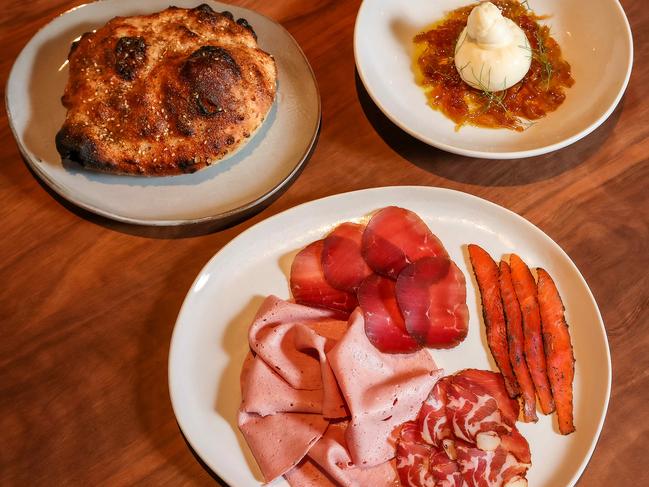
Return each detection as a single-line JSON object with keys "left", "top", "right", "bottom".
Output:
{"left": 285, "top": 422, "right": 399, "bottom": 487}
{"left": 357, "top": 274, "right": 421, "bottom": 353}
{"left": 241, "top": 353, "right": 323, "bottom": 416}
{"left": 361, "top": 206, "right": 448, "bottom": 279}
{"left": 328, "top": 309, "right": 442, "bottom": 467}
{"left": 322, "top": 222, "right": 373, "bottom": 293}
{"left": 238, "top": 410, "right": 329, "bottom": 483}
{"left": 248, "top": 296, "right": 347, "bottom": 418}
{"left": 396, "top": 257, "right": 469, "bottom": 348}
{"left": 290, "top": 240, "right": 358, "bottom": 315}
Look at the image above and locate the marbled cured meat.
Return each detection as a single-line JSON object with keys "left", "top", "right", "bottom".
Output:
{"left": 468, "top": 245, "right": 519, "bottom": 397}
{"left": 455, "top": 441, "right": 530, "bottom": 487}
{"left": 357, "top": 274, "right": 421, "bottom": 353}
{"left": 397, "top": 421, "right": 465, "bottom": 487}
{"left": 361, "top": 206, "right": 448, "bottom": 279}
{"left": 290, "top": 240, "right": 358, "bottom": 316}
{"left": 322, "top": 222, "right": 373, "bottom": 293}
{"left": 452, "top": 370, "right": 519, "bottom": 428}
{"left": 396, "top": 257, "right": 469, "bottom": 348}
{"left": 446, "top": 371, "right": 513, "bottom": 446}
{"left": 418, "top": 377, "right": 454, "bottom": 449}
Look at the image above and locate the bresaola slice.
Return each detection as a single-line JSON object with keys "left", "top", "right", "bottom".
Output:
{"left": 361, "top": 206, "right": 448, "bottom": 279}
{"left": 357, "top": 274, "right": 421, "bottom": 353}
{"left": 290, "top": 207, "right": 468, "bottom": 353}
{"left": 396, "top": 257, "right": 469, "bottom": 348}
{"left": 290, "top": 240, "right": 357, "bottom": 316}
{"left": 322, "top": 222, "right": 373, "bottom": 293}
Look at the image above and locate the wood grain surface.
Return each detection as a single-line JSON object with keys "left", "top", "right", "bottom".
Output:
{"left": 1, "top": 0, "right": 647, "bottom": 485}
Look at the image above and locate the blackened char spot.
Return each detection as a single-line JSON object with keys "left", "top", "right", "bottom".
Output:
{"left": 195, "top": 3, "right": 214, "bottom": 13}
{"left": 114, "top": 36, "right": 147, "bottom": 81}
{"left": 55, "top": 125, "right": 112, "bottom": 170}
{"left": 178, "top": 159, "right": 198, "bottom": 173}
{"left": 181, "top": 46, "right": 241, "bottom": 118}
{"left": 236, "top": 18, "right": 257, "bottom": 40}
{"left": 220, "top": 10, "right": 234, "bottom": 21}
{"left": 194, "top": 3, "right": 220, "bottom": 23}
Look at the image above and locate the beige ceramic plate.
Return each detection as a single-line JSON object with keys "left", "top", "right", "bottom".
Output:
{"left": 169, "top": 186, "right": 611, "bottom": 487}
{"left": 6, "top": 0, "right": 319, "bottom": 225}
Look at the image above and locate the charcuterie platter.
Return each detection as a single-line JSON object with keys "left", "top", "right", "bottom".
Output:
{"left": 168, "top": 186, "right": 610, "bottom": 486}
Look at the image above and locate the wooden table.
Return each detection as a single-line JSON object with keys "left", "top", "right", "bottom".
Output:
{"left": 1, "top": 0, "right": 647, "bottom": 485}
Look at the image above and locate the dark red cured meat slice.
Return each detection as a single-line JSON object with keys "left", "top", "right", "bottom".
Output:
{"left": 446, "top": 371, "right": 512, "bottom": 444}
{"left": 456, "top": 441, "right": 530, "bottom": 487}
{"left": 396, "top": 257, "right": 469, "bottom": 348}
{"left": 418, "top": 377, "right": 453, "bottom": 449}
{"left": 453, "top": 370, "right": 519, "bottom": 427}
{"left": 396, "top": 421, "right": 464, "bottom": 487}
{"left": 290, "top": 240, "right": 357, "bottom": 316}
{"left": 361, "top": 206, "right": 448, "bottom": 279}
{"left": 357, "top": 274, "right": 421, "bottom": 353}
{"left": 322, "top": 222, "right": 373, "bottom": 293}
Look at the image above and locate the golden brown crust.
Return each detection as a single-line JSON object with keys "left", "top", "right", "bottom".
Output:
{"left": 55, "top": 4, "right": 277, "bottom": 176}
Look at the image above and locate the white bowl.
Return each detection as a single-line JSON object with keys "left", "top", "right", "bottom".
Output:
{"left": 354, "top": 0, "right": 633, "bottom": 158}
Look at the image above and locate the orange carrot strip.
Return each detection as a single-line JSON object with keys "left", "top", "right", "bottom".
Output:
{"left": 509, "top": 254, "right": 555, "bottom": 415}
{"left": 499, "top": 260, "right": 538, "bottom": 423}
{"left": 468, "top": 244, "right": 520, "bottom": 397}
{"left": 536, "top": 268, "right": 576, "bottom": 435}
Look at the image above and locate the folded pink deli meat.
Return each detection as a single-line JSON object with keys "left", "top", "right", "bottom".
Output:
{"left": 238, "top": 296, "right": 441, "bottom": 485}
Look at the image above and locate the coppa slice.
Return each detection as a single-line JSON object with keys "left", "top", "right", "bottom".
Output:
{"left": 468, "top": 244, "right": 519, "bottom": 397}
{"left": 455, "top": 441, "right": 530, "bottom": 487}
{"left": 396, "top": 257, "right": 469, "bottom": 348}
{"left": 290, "top": 240, "right": 357, "bottom": 316}
{"left": 446, "top": 370, "right": 514, "bottom": 446}
{"left": 418, "top": 377, "right": 453, "bottom": 449}
{"left": 509, "top": 254, "right": 555, "bottom": 415}
{"left": 322, "top": 222, "right": 373, "bottom": 293}
{"left": 537, "top": 268, "right": 576, "bottom": 435}
{"left": 499, "top": 260, "right": 538, "bottom": 423}
{"left": 357, "top": 274, "right": 421, "bottom": 353}
{"left": 361, "top": 206, "right": 448, "bottom": 279}
{"left": 396, "top": 421, "right": 464, "bottom": 487}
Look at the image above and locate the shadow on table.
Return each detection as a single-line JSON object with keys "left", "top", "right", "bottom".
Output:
{"left": 19, "top": 144, "right": 313, "bottom": 238}
{"left": 132, "top": 253, "right": 233, "bottom": 486}
{"left": 355, "top": 70, "right": 624, "bottom": 187}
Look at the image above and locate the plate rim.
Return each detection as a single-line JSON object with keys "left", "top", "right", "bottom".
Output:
{"left": 168, "top": 185, "right": 612, "bottom": 486}
{"left": 5, "top": 0, "right": 321, "bottom": 226}
{"left": 353, "top": 0, "right": 634, "bottom": 159}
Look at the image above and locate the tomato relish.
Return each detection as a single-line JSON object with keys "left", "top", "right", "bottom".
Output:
{"left": 413, "top": 0, "right": 574, "bottom": 131}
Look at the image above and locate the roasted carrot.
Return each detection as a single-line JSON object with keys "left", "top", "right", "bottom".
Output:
{"left": 509, "top": 254, "right": 555, "bottom": 415}
{"left": 536, "top": 268, "right": 576, "bottom": 434}
{"left": 499, "top": 260, "right": 538, "bottom": 423}
{"left": 468, "top": 244, "right": 520, "bottom": 397}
